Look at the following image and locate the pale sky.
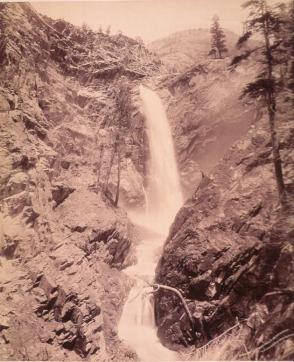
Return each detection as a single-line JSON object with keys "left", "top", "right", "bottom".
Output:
{"left": 31, "top": 0, "right": 286, "bottom": 43}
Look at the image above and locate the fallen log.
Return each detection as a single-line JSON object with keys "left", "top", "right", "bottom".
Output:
{"left": 151, "top": 283, "right": 194, "bottom": 330}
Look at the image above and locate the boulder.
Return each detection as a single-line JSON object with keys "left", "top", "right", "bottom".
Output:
{"left": 0, "top": 94, "right": 10, "bottom": 112}
{"left": 51, "top": 183, "right": 75, "bottom": 208}
{"left": 5, "top": 172, "right": 29, "bottom": 198}
{"left": 23, "top": 113, "right": 47, "bottom": 140}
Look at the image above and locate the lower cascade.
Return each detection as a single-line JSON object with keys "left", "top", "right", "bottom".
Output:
{"left": 118, "top": 85, "right": 183, "bottom": 360}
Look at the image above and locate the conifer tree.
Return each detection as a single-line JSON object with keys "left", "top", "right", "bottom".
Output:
{"left": 231, "top": 0, "right": 288, "bottom": 202}
{"left": 209, "top": 15, "right": 228, "bottom": 59}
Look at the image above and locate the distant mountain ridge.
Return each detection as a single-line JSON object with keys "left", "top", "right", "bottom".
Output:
{"left": 148, "top": 28, "right": 240, "bottom": 71}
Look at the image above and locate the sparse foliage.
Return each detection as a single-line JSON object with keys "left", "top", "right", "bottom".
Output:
{"left": 232, "top": 0, "right": 290, "bottom": 203}
{"left": 209, "top": 15, "right": 228, "bottom": 59}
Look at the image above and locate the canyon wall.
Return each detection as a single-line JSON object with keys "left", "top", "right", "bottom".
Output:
{"left": 0, "top": 3, "right": 159, "bottom": 360}
{"left": 155, "top": 96, "right": 294, "bottom": 359}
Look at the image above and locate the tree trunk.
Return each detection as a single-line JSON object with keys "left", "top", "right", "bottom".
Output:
{"left": 114, "top": 142, "right": 121, "bottom": 207}
{"left": 267, "top": 100, "right": 286, "bottom": 202}
{"left": 104, "top": 137, "right": 118, "bottom": 194}
{"left": 96, "top": 143, "right": 104, "bottom": 190}
{"left": 262, "top": 4, "right": 286, "bottom": 203}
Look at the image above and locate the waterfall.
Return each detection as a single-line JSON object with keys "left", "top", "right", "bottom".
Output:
{"left": 118, "top": 85, "right": 183, "bottom": 361}
{"left": 129, "top": 85, "right": 183, "bottom": 234}
{"left": 140, "top": 85, "right": 183, "bottom": 234}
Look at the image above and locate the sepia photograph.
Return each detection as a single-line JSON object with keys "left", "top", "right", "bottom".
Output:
{"left": 0, "top": 0, "right": 293, "bottom": 361}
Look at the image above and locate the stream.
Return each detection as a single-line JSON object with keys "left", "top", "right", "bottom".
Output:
{"left": 118, "top": 85, "right": 183, "bottom": 361}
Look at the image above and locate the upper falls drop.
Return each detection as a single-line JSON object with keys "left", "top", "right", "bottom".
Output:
{"left": 139, "top": 85, "right": 183, "bottom": 234}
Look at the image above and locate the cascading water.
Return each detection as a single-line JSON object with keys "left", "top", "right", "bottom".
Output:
{"left": 118, "top": 85, "right": 183, "bottom": 361}
{"left": 141, "top": 85, "right": 183, "bottom": 234}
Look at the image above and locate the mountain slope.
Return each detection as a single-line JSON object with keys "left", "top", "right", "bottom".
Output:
{"left": 151, "top": 58, "right": 259, "bottom": 198}
{"left": 149, "top": 28, "right": 240, "bottom": 71}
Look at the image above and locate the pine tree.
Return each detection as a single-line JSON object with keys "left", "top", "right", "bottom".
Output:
{"left": 231, "top": 0, "right": 287, "bottom": 203}
{"left": 209, "top": 15, "right": 228, "bottom": 59}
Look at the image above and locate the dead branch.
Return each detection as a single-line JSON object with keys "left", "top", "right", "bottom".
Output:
{"left": 260, "top": 333, "right": 294, "bottom": 354}
{"left": 198, "top": 320, "right": 242, "bottom": 351}
{"left": 151, "top": 283, "right": 194, "bottom": 329}
{"left": 239, "top": 329, "right": 293, "bottom": 359}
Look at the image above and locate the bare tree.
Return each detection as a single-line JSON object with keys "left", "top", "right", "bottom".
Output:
{"left": 114, "top": 137, "right": 121, "bottom": 207}
{"left": 96, "top": 143, "right": 105, "bottom": 189}
{"left": 104, "top": 133, "right": 119, "bottom": 194}
{"left": 112, "top": 78, "right": 132, "bottom": 206}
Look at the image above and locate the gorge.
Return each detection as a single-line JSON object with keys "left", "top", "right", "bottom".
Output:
{"left": 0, "top": 2, "right": 293, "bottom": 362}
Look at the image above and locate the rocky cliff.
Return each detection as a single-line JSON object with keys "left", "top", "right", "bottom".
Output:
{"left": 0, "top": 2, "right": 159, "bottom": 360}
{"left": 154, "top": 96, "right": 294, "bottom": 359}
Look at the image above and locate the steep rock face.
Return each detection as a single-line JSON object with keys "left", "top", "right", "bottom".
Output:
{"left": 155, "top": 106, "right": 294, "bottom": 360}
{"left": 155, "top": 59, "right": 259, "bottom": 198}
{"left": 0, "top": 2, "right": 158, "bottom": 360}
{"left": 0, "top": 2, "right": 159, "bottom": 209}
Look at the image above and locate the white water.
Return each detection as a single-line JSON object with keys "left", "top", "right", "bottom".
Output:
{"left": 118, "top": 86, "right": 183, "bottom": 361}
